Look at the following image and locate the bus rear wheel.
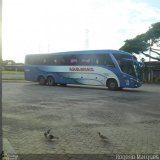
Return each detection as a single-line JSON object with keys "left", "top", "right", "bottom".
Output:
{"left": 107, "top": 79, "right": 118, "bottom": 91}
{"left": 38, "top": 76, "right": 46, "bottom": 85}
{"left": 47, "top": 76, "right": 56, "bottom": 86}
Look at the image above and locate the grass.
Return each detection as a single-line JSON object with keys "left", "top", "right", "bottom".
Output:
{"left": 2, "top": 70, "right": 24, "bottom": 74}
{"left": 2, "top": 70, "right": 25, "bottom": 81}
{"left": 2, "top": 78, "right": 25, "bottom": 80}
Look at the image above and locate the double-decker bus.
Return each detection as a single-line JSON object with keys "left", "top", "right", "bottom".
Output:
{"left": 24, "top": 50, "right": 143, "bottom": 90}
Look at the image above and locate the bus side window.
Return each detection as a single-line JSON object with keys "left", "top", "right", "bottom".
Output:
{"left": 43, "top": 59, "right": 46, "bottom": 64}
{"left": 94, "top": 54, "right": 106, "bottom": 65}
{"left": 25, "top": 56, "right": 30, "bottom": 64}
{"left": 53, "top": 59, "right": 58, "bottom": 64}
{"left": 96, "top": 59, "right": 99, "bottom": 64}
{"left": 46, "top": 55, "right": 52, "bottom": 65}
{"left": 59, "top": 57, "right": 65, "bottom": 65}
{"left": 67, "top": 55, "right": 78, "bottom": 65}
{"left": 70, "top": 58, "right": 78, "bottom": 64}
{"left": 106, "top": 55, "right": 115, "bottom": 67}
{"left": 81, "top": 58, "right": 91, "bottom": 65}
{"left": 34, "top": 56, "right": 41, "bottom": 65}
{"left": 79, "top": 54, "right": 93, "bottom": 65}
{"left": 119, "top": 61, "right": 126, "bottom": 72}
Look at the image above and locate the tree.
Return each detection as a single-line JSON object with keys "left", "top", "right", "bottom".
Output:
{"left": 120, "top": 22, "right": 160, "bottom": 61}
{"left": 2, "top": 60, "right": 16, "bottom": 65}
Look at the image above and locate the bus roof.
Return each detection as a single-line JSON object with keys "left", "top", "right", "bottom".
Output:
{"left": 26, "top": 49, "right": 131, "bottom": 56}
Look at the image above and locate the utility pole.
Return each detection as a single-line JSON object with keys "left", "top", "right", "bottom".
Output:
{"left": 148, "top": 38, "right": 152, "bottom": 82}
{"left": 47, "top": 43, "right": 50, "bottom": 52}
{"left": 85, "top": 29, "right": 89, "bottom": 49}
{"left": 0, "top": 0, "right": 2, "bottom": 155}
{"left": 38, "top": 42, "right": 41, "bottom": 53}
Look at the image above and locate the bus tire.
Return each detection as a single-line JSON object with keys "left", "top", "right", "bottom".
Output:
{"left": 107, "top": 79, "right": 118, "bottom": 91}
{"left": 47, "top": 76, "right": 56, "bottom": 86}
{"left": 38, "top": 76, "right": 46, "bottom": 85}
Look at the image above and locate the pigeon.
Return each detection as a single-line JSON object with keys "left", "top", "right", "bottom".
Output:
{"left": 44, "top": 129, "right": 59, "bottom": 141}
{"left": 47, "top": 134, "right": 59, "bottom": 141}
{"left": 98, "top": 132, "right": 109, "bottom": 141}
{"left": 44, "top": 129, "right": 51, "bottom": 138}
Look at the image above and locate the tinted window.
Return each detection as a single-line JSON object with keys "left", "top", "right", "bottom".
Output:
{"left": 25, "top": 53, "right": 115, "bottom": 66}
{"left": 119, "top": 60, "right": 136, "bottom": 76}
{"left": 113, "top": 53, "right": 136, "bottom": 76}
{"left": 70, "top": 57, "right": 78, "bottom": 64}
{"left": 25, "top": 55, "right": 42, "bottom": 65}
{"left": 79, "top": 54, "right": 94, "bottom": 65}
{"left": 62, "top": 55, "right": 79, "bottom": 65}
{"left": 112, "top": 53, "right": 132, "bottom": 60}
{"left": 81, "top": 58, "right": 91, "bottom": 64}
{"left": 94, "top": 54, "right": 106, "bottom": 65}
{"left": 106, "top": 54, "right": 115, "bottom": 67}
{"left": 94, "top": 54, "right": 115, "bottom": 67}
{"left": 45, "top": 55, "right": 62, "bottom": 65}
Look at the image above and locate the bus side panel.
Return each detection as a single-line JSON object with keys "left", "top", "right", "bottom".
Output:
{"left": 24, "top": 66, "right": 36, "bottom": 81}
{"left": 24, "top": 66, "right": 45, "bottom": 82}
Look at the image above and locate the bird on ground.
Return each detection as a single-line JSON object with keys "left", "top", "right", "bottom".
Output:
{"left": 44, "top": 129, "right": 51, "bottom": 138}
{"left": 98, "top": 132, "right": 109, "bottom": 141}
{"left": 47, "top": 134, "right": 59, "bottom": 141}
{"left": 44, "top": 129, "right": 59, "bottom": 141}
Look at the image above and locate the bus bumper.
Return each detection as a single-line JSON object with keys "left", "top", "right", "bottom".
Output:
{"left": 130, "top": 79, "right": 143, "bottom": 88}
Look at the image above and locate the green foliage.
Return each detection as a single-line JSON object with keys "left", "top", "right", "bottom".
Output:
{"left": 146, "top": 22, "right": 160, "bottom": 44}
{"left": 153, "top": 77, "right": 160, "bottom": 83}
{"left": 120, "top": 35, "right": 149, "bottom": 54}
{"left": 2, "top": 71, "right": 24, "bottom": 74}
{"left": 120, "top": 22, "right": 160, "bottom": 61}
{"left": 2, "top": 60, "right": 16, "bottom": 65}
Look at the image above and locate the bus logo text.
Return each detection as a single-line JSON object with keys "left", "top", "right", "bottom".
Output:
{"left": 69, "top": 67, "right": 94, "bottom": 72}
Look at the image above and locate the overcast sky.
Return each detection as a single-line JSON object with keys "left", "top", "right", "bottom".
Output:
{"left": 2, "top": 0, "right": 160, "bottom": 63}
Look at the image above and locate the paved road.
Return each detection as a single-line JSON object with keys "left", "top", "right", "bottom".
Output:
{"left": 2, "top": 82, "right": 160, "bottom": 156}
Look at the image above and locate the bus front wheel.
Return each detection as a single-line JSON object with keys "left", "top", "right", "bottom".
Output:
{"left": 107, "top": 79, "right": 118, "bottom": 91}
{"left": 47, "top": 76, "right": 56, "bottom": 86}
{"left": 38, "top": 76, "right": 46, "bottom": 85}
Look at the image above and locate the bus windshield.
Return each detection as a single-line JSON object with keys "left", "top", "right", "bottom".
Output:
{"left": 133, "top": 61, "right": 143, "bottom": 81}
{"left": 112, "top": 53, "right": 142, "bottom": 79}
{"left": 118, "top": 59, "right": 143, "bottom": 81}
{"left": 118, "top": 59, "right": 136, "bottom": 77}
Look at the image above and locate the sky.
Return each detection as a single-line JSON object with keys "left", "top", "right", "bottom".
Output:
{"left": 2, "top": 0, "right": 160, "bottom": 63}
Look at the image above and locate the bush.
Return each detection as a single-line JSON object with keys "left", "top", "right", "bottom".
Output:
{"left": 154, "top": 77, "right": 160, "bottom": 83}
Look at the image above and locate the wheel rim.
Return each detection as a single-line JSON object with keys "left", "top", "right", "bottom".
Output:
{"left": 47, "top": 77, "right": 55, "bottom": 86}
{"left": 48, "top": 78, "right": 53, "bottom": 85}
{"left": 108, "top": 80, "right": 118, "bottom": 90}
{"left": 110, "top": 82, "right": 116, "bottom": 89}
